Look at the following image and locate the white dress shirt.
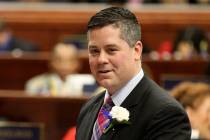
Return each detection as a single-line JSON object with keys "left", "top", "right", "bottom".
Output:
{"left": 104, "top": 69, "right": 144, "bottom": 105}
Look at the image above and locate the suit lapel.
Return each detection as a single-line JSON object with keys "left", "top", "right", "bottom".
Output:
{"left": 121, "top": 75, "right": 150, "bottom": 109}
{"left": 86, "top": 76, "right": 151, "bottom": 140}
{"left": 105, "top": 76, "right": 151, "bottom": 140}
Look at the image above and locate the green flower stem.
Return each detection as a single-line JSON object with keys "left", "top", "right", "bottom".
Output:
{"left": 103, "top": 122, "right": 114, "bottom": 134}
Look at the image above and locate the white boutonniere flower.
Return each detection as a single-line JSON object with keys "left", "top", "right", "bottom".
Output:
{"left": 104, "top": 106, "right": 130, "bottom": 133}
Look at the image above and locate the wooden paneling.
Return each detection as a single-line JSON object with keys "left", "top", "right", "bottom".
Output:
{"left": 0, "top": 91, "right": 88, "bottom": 140}
{"left": 0, "top": 4, "right": 210, "bottom": 51}
{"left": 142, "top": 58, "right": 209, "bottom": 84}
{"left": 0, "top": 51, "right": 90, "bottom": 90}
{"left": 0, "top": 52, "right": 208, "bottom": 90}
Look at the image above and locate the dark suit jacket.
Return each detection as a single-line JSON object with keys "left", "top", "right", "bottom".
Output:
{"left": 76, "top": 76, "right": 191, "bottom": 140}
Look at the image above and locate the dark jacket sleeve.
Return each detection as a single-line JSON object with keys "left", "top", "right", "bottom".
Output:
{"left": 145, "top": 103, "right": 191, "bottom": 140}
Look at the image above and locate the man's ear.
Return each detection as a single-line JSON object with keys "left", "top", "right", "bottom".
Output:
{"left": 134, "top": 41, "right": 143, "bottom": 61}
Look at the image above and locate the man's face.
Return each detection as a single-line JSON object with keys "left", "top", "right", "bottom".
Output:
{"left": 177, "top": 41, "right": 194, "bottom": 60}
{"left": 88, "top": 25, "right": 142, "bottom": 95}
{"left": 51, "top": 46, "right": 79, "bottom": 80}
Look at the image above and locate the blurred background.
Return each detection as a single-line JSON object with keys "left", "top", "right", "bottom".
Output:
{"left": 0, "top": 1, "right": 210, "bottom": 140}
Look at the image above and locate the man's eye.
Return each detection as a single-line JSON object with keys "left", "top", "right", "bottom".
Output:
{"left": 89, "top": 49, "right": 100, "bottom": 55}
{"left": 108, "top": 48, "right": 117, "bottom": 54}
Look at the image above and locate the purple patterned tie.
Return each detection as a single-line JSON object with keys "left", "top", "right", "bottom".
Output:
{"left": 91, "top": 96, "right": 114, "bottom": 140}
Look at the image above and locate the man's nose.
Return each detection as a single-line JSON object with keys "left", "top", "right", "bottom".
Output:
{"left": 98, "top": 52, "right": 108, "bottom": 64}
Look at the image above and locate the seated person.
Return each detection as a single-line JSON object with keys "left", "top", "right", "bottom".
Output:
{"left": 173, "top": 26, "right": 209, "bottom": 60}
{"left": 25, "top": 43, "right": 98, "bottom": 97}
{"left": 0, "top": 18, "right": 38, "bottom": 52}
{"left": 171, "top": 82, "right": 210, "bottom": 140}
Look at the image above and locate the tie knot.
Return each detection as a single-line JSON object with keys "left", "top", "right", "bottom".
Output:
{"left": 103, "top": 96, "right": 114, "bottom": 110}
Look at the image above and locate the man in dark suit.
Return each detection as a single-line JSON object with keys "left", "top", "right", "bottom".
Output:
{"left": 76, "top": 7, "right": 191, "bottom": 140}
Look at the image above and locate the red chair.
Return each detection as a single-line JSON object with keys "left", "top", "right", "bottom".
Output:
{"left": 63, "top": 126, "right": 76, "bottom": 140}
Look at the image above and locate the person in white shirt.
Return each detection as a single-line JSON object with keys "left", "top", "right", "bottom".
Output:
{"left": 25, "top": 43, "right": 97, "bottom": 97}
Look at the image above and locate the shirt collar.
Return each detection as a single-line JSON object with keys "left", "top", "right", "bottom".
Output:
{"left": 191, "top": 129, "right": 200, "bottom": 139}
{"left": 104, "top": 69, "right": 144, "bottom": 106}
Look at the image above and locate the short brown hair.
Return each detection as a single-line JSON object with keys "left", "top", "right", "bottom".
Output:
{"left": 171, "top": 82, "right": 210, "bottom": 109}
{"left": 87, "top": 7, "right": 141, "bottom": 48}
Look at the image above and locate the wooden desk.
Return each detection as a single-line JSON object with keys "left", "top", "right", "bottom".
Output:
{"left": 0, "top": 52, "right": 209, "bottom": 90}
{"left": 0, "top": 90, "right": 88, "bottom": 140}
{"left": 0, "top": 3, "right": 210, "bottom": 51}
{"left": 0, "top": 52, "right": 90, "bottom": 90}
{"left": 142, "top": 58, "right": 209, "bottom": 84}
